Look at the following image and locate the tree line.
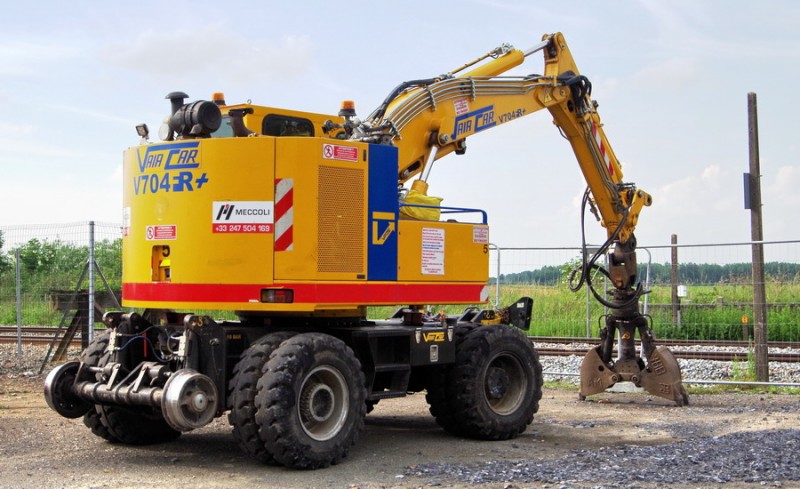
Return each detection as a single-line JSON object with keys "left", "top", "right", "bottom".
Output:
{"left": 493, "top": 262, "right": 800, "bottom": 286}
{"left": 0, "top": 231, "right": 122, "bottom": 292}
{"left": 2, "top": 231, "right": 798, "bottom": 289}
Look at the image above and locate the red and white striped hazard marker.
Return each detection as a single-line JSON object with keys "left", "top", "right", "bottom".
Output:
{"left": 590, "top": 122, "right": 613, "bottom": 176}
{"left": 275, "top": 178, "right": 293, "bottom": 251}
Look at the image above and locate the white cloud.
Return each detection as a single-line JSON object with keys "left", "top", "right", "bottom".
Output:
{"left": 470, "top": 0, "right": 596, "bottom": 28}
{"left": 46, "top": 104, "right": 132, "bottom": 126}
{"left": 0, "top": 136, "right": 82, "bottom": 162}
{"left": 636, "top": 0, "right": 800, "bottom": 60}
{"left": 633, "top": 163, "right": 744, "bottom": 243}
{"left": 632, "top": 57, "right": 700, "bottom": 89}
{"left": 108, "top": 164, "right": 123, "bottom": 184}
{"left": 102, "top": 26, "right": 313, "bottom": 82}
{"left": 765, "top": 165, "right": 800, "bottom": 207}
{"left": 0, "top": 40, "right": 78, "bottom": 76}
{"left": 657, "top": 163, "right": 734, "bottom": 210}
{"left": 0, "top": 122, "right": 34, "bottom": 138}
{"left": 700, "top": 165, "right": 720, "bottom": 180}
{"left": 0, "top": 178, "right": 120, "bottom": 226}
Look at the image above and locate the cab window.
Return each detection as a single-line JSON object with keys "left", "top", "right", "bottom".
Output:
{"left": 263, "top": 115, "right": 314, "bottom": 137}
{"left": 211, "top": 115, "right": 235, "bottom": 138}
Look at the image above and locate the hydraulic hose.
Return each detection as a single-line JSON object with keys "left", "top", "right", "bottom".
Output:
{"left": 569, "top": 189, "right": 643, "bottom": 310}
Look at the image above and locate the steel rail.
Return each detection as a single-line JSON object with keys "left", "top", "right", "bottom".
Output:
{"left": 3, "top": 328, "right": 798, "bottom": 362}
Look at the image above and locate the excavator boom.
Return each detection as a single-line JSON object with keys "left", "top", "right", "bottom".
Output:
{"left": 359, "top": 33, "right": 646, "bottom": 245}
{"left": 343, "top": 32, "right": 687, "bottom": 405}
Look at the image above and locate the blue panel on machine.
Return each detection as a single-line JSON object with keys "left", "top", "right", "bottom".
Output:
{"left": 367, "top": 144, "right": 399, "bottom": 281}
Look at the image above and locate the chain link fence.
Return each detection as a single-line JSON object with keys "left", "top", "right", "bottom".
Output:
{"left": 489, "top": 240, "right": 800, "bottom": 342}
{"left": 0, "top": 222, "right": 122, "bottom": 329}
{"left": 1, "top": 223, "right": 798, "bottom": 343}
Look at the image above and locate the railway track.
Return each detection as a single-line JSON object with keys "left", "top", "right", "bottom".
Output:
{"left": 531, "top": 335, "right": 800, "bottom": 350}
{"left": 533, "top": 347, "right": 799, "bottom": 362}
{"left": 532, "top": 335, "right": 800, "bottom": 362}
{"left": 2, "top": 327, "right": 799, "bottom": 363}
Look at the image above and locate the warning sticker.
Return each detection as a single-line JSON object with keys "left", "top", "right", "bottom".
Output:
{"left": 212, "top": 201, "right": 274, "bottom": 234}
{"left": 146, "top": 225, "right": 177, "bottom": 241}
{"left": 454, "top": 98, "right": 470, "bottom": 116}
{"left": 473, "top": 225, "right": 489, "bottom": 244}
{"left": 421, "top": 227, "right": 445, "bottom": 275}
{"left": 322, "top": 143, "right": 359, "bottom": 162}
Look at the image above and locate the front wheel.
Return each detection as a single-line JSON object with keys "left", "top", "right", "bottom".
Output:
{"left": 429, "top": 324, "right": 542, "bottom": 440}
{"left": 228, "top": 331, "right": 295, "bottom": 463}
{"left": 254, "top": 333, "right": 366, "bottom": 469}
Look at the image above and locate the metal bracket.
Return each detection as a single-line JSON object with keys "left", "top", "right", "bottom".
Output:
{"left": 423, "top": 85, "right": 436, "bottom": 111}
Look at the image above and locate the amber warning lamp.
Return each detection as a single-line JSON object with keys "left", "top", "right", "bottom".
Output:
{"left": 212, "top": 92, "right": 226, "bottom": 106}
{"left": 339, "top": 100, "right": 356, "bottom": 118}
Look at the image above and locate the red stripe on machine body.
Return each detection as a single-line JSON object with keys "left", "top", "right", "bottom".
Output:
{"left": 122, "top": 282, "right": 485, "bottom": 304}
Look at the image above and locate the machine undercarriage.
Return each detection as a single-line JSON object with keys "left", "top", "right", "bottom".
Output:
{"left": 45, "top": 299, "right": 544, "bottom": 468}
{"left": 44, "top": 31, "right": 689, "bottom": 469}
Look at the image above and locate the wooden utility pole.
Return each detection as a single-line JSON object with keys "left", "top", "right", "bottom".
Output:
{"left": 747, "top": 92, "right": 769, "bottom": 382}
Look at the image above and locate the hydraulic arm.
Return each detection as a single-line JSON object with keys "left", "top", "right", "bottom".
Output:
{"left": 340, "top": 32, "right": 688, "bottom": 405}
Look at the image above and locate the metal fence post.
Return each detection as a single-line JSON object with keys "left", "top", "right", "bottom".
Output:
{"left": 491, "top": 243, "right": 500, "bottom": 307}
{"left": 15, "top": 248, "right": 22, "bottom": 355}
{"left": 88, "top": 221, "right": 95, "bottom": 344}
{"left": 671, "top": 234, "right": 680, "bottom": 328}
{"left": 640, "top": 247, "right": 652, "bottom": 316}
{"left": 585, "top": 273, "right": 591, "bottom": 338}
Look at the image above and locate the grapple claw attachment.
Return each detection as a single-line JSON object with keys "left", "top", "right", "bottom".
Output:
{"left": 637, "top": 346, "right": 689, "bottom": 406}
{"left": 579, "top": 346, "right": 619, "bottom": 398}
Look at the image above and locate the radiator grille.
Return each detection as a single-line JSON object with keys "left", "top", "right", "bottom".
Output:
{"left": 318, "top": 166, "right": 364, "bottom": 273}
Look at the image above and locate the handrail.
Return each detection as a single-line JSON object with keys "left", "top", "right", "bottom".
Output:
{"left": 398, "top": 203, "right": 488, "bottom": 224}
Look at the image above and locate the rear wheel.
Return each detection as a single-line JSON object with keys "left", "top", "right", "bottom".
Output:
{"left": 228, "top": 331, "right": 295, "bottom": 463}
{"left": 255, "top": 333, "right": 367, "bottom": 469}
{"left": 93, "top": 339, "right": 181, "bottom": 445}
{"left": 79, "top": 331, "right": 119, "bottom": 443}
{"left": 428, "top": 324, "right": 542, "bottom": 440}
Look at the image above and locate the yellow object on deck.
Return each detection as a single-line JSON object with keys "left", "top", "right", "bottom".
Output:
{"left": 400, "top": 189, "right": 443, "bottom": 220}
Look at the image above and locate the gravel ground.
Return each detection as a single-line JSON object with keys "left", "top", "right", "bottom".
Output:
{"left": 406, "top": 425, "right": 800, "bottom": 488}
{"left": 535, "top": 341, "right": 800, "bottom": 385}
{"left": 1, "top": 343, "right": 798, "bottom": 489}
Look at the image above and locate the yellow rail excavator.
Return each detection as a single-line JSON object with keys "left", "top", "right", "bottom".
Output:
{"left": 45, "top": 32, "right": 688, "bottom": 470}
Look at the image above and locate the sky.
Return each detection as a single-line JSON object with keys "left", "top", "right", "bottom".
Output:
{"left": 1, "top": 0, "right": 798, "bottom": 252}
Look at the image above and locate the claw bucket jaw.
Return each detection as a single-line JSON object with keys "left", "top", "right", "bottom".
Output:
{"left": 579, "top": 345, "right": 688, "bottom": 405}
{"left": 637, "top": 346, "right": 690, "bottom": 406}
{"left": 578, "top": 310, "right": 689, "bottom": 406}
{"left": 578, "top": 347, "right": 618, "bottom": 398}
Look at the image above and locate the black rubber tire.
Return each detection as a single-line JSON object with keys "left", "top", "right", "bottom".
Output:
{"left": 79, "top": 331, "right": 119, "bottom": 443}
{"left": 228, "top": 331, "right": 295, "bottom": 463}
{"left": 424, "top": 325, "right": 473, "bottom": 432}
{"left": 429, "top": 324, "right": 542, "bottom": 440}
{"left": 94, "top": 338, "right": 181, "bottom": 445}
{"left": 255, "top": 333, "right": 367, "bottom": 469}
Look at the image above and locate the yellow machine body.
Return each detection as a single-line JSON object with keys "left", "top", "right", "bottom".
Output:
{"left": 122, "top": 134, "right": 489, "bottom": 313}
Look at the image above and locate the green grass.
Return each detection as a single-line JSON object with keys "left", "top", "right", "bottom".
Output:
{"left": 3, "top": 282, "right": 799, "bottom": 342}
{"left": 368, "top": 282, "right": 800, "bottom": 342}
{"left": 731, "top": 351, "right": 757, "bottom": 382}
